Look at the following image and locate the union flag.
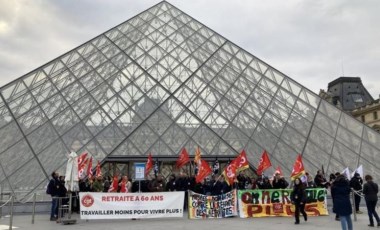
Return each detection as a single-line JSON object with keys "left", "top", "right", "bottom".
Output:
{"left": 175, "top": 148, "right": 190, "bottom": 169}
{"left": 108, "top": 175, "right": 119, "bottom": 192}
{"left": 78, "top": 158, "right": 89, "bottom": 179}
{"left": 195, "top": 160, "right": 212, "bottom": 183}
{"left": 145, "top": 153, "right": 153, "bottom": 176}
{"left": 256, "top": 150, "right": 272, "bottom": 176}
{"left": 96, "top": 160, "right": 102, "bottom": 178}
{"left": 86, "top": 157, "right": 93, "bottom": 179}
{"left": 232, "top": 150, "right": 249, "bottom": 171}
{"left": 222, "top": 160, "right": 239, "bottom": 185}
{"left": 77, "top": 152, "right": 88, "bottom": 168}
{"left": 290, "top": 154, "right": 305, "bottom": 180}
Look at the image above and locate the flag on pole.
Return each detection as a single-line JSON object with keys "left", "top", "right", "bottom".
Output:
{"left": 321, "top": 165, "right": 325, "bottom": 176}
{"left": 145, "top": 153, "right": 153, "bottom": 176}
{"left": 78, "top": 152, "right": 88, "bottom": 169}
{"left": 342, "top": 167, "right": 351, "bottom": 180}
{"left": 274, "top": 166, "right": 283, "bottom": 177}
{"left": 78, "top": 158, "right": 89, "bottom": 179}
{"left": 120, "top": 177, "right": 128, "bottom": 193}
{"left": 96, "top": 160, "right": 102, "bottom": 178}
{"left": 86, "top": 157, "right": 93, "bottom": 179}
{"left": 222, "top": 160, "right": 239, "bottom": 185}
{"left": 108, "top": 175, "right": 119, "bottom": 192}
{"left": 233, "top": 150, "right": 250, "bottom": 172}
{"left": 290, "top": 154, "right": 305, "bottom": 180}
{"left": 195, "top": 160, "right": 212, "bottom": 183}
{"left": 256, "top": 150, "right": 272, "bottom": 175}
{"left": 175, "top": 148, "right": 190, "bottom": 169}
{"left": 351, "top": 165, "right": 363, "bottom": 178}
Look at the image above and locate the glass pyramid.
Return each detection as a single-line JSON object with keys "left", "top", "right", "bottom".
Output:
{"left": 1, "top": 1, "right": 379, "bottom": 200}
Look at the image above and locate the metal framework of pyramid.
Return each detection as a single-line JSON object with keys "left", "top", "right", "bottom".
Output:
{"left": 1, "top": 1, "right": 380, "bottom": 200}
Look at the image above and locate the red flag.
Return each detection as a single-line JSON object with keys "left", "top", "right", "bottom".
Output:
{"left": 108, "top": 175, "right": 119, "bottom": 192}
{"left": 291, "top": 154, "right": 305, "bottom": 180}
{"left": 234, "top": 150, "right": 249, "bottom": 171}
{"left": 256, "top": 150, "right": 272, "bottom": 175}
{"left": 175, "top": 148, "right": 190, "bottom": 169}
{"left": 78, "top": 152, "right": 88, "bottom": 168}
{"left": 274, "top": 166, "right": 283, "bottom": 177}
{"left": 86, "top": 157, "right": 93, "bottom": 179}
{"left": 223, "top": 160, "right": 239, "bottom": 185}
{"left": 195, "top": 160, "right": 212, "bottom": 183}
{"left": 96, "top": 161, "right": 102, "bottom": 178}
{"left": 145, "top": 153, "right": 153, "bottom": 175}
{"left": 78, "top": 158, "right": 89, "bottom": 179}
{"left": 120, "top": 177, "right": 128, "bottom": 193}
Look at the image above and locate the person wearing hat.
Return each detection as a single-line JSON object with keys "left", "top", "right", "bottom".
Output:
{"left": 350, "top": 172, "right": 363, "bottom": 214}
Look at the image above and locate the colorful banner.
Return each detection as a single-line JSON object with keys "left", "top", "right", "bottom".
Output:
{"left": 188, "top": 190, "right": 238, "bottom": 219}
{"left": 238, "top": 188, "right": 328, "bottom": 218}
{"left": 79, "top": 192, "right": 184, "bottom": 219}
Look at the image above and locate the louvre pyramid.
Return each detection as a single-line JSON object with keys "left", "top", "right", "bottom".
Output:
{"left": 1, "top": 1, "right": 380, "bottom": 200}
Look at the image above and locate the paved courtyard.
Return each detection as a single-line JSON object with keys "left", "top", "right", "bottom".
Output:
{"left": 0, "top": 209, "right": 376, "bottom": 230}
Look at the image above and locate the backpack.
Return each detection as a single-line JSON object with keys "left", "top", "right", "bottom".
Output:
{"left": 46, "top": 183, "right": 51, "bottom": 195}
{"left": 46, "top": 179, "right": 54, "bottom": 195}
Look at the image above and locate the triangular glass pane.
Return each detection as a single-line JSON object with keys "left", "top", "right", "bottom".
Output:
{"left": 36, "top": 140, "right": 68, "bottom": 178}
{"left": 0, "top": 139, "right": 34, "bottom": 178}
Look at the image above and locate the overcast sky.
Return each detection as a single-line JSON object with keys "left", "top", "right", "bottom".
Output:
{"left": 1, "top": 0, "right": 379, "bottom": 98}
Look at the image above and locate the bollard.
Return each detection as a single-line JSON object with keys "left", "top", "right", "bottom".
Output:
{"left": 9, "top": 195, "right": 14, "bottom": 230}
{"left": 32, "top": 193, "right": 37, "bottom": 224}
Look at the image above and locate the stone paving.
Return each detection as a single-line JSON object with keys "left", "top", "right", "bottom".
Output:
{"left": 0, "top": 209, "right": 376, "bottom": 230}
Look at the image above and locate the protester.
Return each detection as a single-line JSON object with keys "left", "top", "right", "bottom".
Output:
{"left": 237, "top": 172, "right": 250, "bottom": 189}
{"left": 47, "top": 172, "right": 62, "bottom": 221}
{"left": 291, "top": 177, "right": 307, "bottom": 224}
{"left": 272, "top": 172, "right": 289, "bottom": 189}
{"left": 258, "top": 176, "right": 272, "bottom": 189}
{"left": 92, "top": 176, "right": 104, "bottom": 192}
{"left": 331, "top": 172, "right": 341, "bottom": 221}
{"left": 150, "top": 174, "right": 166, "bottom": 192}
{"left": 363, "top": 174, "right": 380, "bottom": 227}
{"left": 166, "top": 174, "right": 177, "bottom": 191}
{"left": 103, "top": 176, "right": 111, "bottom": 192}
{"left": 349, "top": 172, "right": 363, "bottom": 214}
{"left": 305, "top": 172, "right": 315, "bottom": 188}
{"left": 331, "top": 174, "right": 353, "bottom": 230}
{"left": 314, "top": 170, "right": 329, "bottom": 188}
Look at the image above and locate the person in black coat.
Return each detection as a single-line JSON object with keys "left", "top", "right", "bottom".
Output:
{"left": 291, "top": 178, "right": 307, "bottom": 224}
{"left": 331, "top": 175, "right": 353, "bottom": 230}
{"left": 272, "top": 173, "right": 289, "bottom": 189}
{"left": 47, "top": 172, "right": 61, "bottom": 221}
{"left": 363, "top": 174, "right": 380, "bottom": 227}
{"left": 349, "top": 172, "right": 363, "bottom": 214}
{"left": 165, "top": 174, "right": 177, "bottom": 191}
{"left": 314, "top": 170, "right": 329, "bottom": 188}
{"left": 258, "top": 177, "right": 272, "bottom": 189}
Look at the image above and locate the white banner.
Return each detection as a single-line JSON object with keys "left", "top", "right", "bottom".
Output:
{"left": 79, "top": 192, "right": 185, "bottom": 219}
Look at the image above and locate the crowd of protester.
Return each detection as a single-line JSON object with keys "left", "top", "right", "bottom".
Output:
{"left": 47, "top": 169, "right": 379, "bottom": 229}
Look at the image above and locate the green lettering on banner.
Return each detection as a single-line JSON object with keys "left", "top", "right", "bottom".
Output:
{"left": 238, "top": 188, "right": 328, "bottom": 218}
